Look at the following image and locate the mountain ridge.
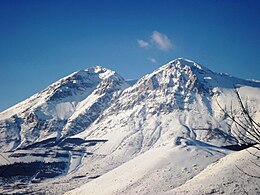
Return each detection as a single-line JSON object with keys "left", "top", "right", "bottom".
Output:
{"left": 0, "top": 58, "right": 260, "bottom": 194}
{"left": 1, "top": 58, "right": 260, "bottom": 151}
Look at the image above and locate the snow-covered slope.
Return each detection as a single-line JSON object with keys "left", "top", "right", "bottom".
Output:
{"left": 66, "top": 139, "right": 230, "bottom": 195}
{"left": 163, "top": 145, "right": 260, "bottom": 195}
{"left": 0, "top": 58, "right": 260, "bottom": 194}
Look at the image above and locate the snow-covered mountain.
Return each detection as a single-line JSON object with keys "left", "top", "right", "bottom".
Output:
{"left": 0, "top": 58, "right": 260, "bottom": 194}
{"left": 0, "top": 65, "right": 129, "bottom": 151}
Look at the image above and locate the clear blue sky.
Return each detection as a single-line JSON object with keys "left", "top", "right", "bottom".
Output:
{"left": 0, "top": 0, "right": 260, "bottom": 111}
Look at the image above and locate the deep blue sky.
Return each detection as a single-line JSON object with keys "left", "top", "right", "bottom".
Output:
{"left": 0, "top": 0, "right": 260, "bottom": 111}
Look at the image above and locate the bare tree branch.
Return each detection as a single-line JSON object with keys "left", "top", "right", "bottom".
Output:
{"left": 217, "top": 87, "right": 260, "bottom": 181}
{"left": 216, "top": 88, "right": 260, "bottom": 145}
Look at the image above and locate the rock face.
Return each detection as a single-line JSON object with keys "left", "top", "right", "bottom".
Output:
{"left": 0, "top": 58, "right": 260, "bottom": 194}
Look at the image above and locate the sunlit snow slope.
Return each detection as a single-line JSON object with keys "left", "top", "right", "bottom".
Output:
{"left": 162, "top": 145, "right": 260, "bottom": 195}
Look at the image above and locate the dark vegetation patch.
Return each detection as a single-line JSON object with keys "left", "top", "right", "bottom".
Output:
{"left": 9, "top": 153, "right": 28, "bottom": 158}
{"left": 88, "top": 175, "right": 100, "bottom": 179}
{"left": 59, "top": 138, "right": 108, "bottom": 147}
{"left": 55, "top": 152, "right": 70, "bottom": 158}
{"left": 31, "top": 153, "right": 50, "bottom": 157}
{"left": 20, "top": 137, "right": 108, "bottom": 150}
{"left": 0, "top": 161, "right": 67, "bottom": 183}
{"left": 20, "top": 138, "right": 57, "bottom": 150}
{"left": 72, "top": 175, "right": 87, "bottom": 179}
{"left": 222, "top": 143, "right": 255, "bottom": 151}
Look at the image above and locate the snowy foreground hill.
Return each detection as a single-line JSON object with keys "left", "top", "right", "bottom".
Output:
{"left": 0, "top": 58, "right": 260, "bottom": 194}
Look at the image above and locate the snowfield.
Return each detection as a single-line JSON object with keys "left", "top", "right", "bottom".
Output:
{"left": 0, "top": 58, "right": 259, "bottom": 194}
{"left": 66, "top": 144, "right": 260, "bottom": 195}
{"left": 163, "top": 145, "right": 260, "bottom": 195}
{"left": 65, "top": 140, "right": 230, "bottom": 195}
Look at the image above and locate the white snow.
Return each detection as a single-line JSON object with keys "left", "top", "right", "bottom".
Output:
{"left": 163, "top": 145, "right": 260, "bottom": 195}
{"left": 66, "top": 140, "right": 229, "bottom": 195}
{"left": 55, "top": 102, "right": 75, "bottom": 120}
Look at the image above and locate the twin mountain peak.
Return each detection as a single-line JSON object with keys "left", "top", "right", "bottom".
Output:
{"left": 0, "top": 58, "right": 259, "bottom": 151}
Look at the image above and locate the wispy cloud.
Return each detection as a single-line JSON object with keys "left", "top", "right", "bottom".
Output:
{"left": 137, "top": 39, "right": 150, "bottom": 48}
{"left": 137, "top": 31, "right": 172, "bottom": 52}
{"left": 151, "top": 31, "right": 172, "bottom": 51}
{"left": 147, "top": 57, "right": 157, "bottom": 63}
